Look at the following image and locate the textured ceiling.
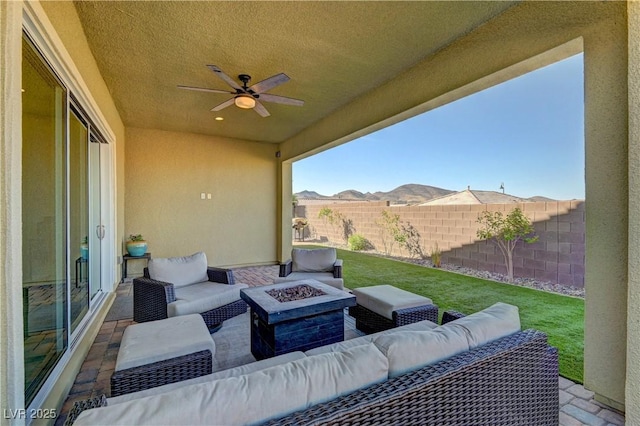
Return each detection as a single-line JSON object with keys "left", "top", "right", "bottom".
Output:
{"left": 73, "top": 1, "right": 514, "bottom": 144}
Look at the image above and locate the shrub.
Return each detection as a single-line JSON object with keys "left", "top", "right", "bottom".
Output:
{"left": 348, "top": 234, "right": 370, "bottom": 251}
{"left": 430, "top": 242, "right": 442, "bottom": 267}
{"left": 318, "top": 207, "right": 353, "bottom": 243}
{"left": 376, "top": 210, "right": 403, "bottom": 255}
{"left": 400, "top": 221, "right": 427, "bottom": 259}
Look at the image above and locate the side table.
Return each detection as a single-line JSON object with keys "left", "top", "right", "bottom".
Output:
{"left": 122, "top": 253, "right": 151, "bottom": 282}
{"left": 75, "top": 256, "right": 88, "bottom": 288}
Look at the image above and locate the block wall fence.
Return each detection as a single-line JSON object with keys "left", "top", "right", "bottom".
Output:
{"left": 295, "top": 200, "right": 585, "bottom": 288}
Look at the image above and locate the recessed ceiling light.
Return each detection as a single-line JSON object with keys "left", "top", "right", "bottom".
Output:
{"left": 215, "top": 117, "right": 224, "bottom": 121}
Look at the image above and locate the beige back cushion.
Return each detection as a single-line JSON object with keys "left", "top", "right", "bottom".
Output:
{"left": 75, "top": 343, "right": 389, "bottom": 426}
{"left": 148, "top": 251, "right": 208, "bottom": 288}
{"left": 292, "top": 248, "right": 337, "bottom": 272}
{"left": 374, "top": 326, "right": 470, "bottom": 378}
{"left": 441, "top": 302, "right": 521, "bottom": 349}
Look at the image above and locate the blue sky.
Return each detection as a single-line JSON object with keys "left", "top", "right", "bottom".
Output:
{"left": 293, "top": 53, "right": 585, "bottom": 200}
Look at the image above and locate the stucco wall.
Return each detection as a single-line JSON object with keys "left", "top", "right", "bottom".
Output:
{"left": 125, "top": 127, "right": 278, "bottom": 271}
{"left": 1, "top": 2, "right": 26, "bottom": 424}
{"left": 581, "top": 4, "right": 629, "bottom": 411}
{"left": 626, "top": 2, "right": 640, "bottom": 423}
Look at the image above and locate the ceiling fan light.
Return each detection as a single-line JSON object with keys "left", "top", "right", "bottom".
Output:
{"left": 234, "top": 95, "right": 256, "bottom": 109}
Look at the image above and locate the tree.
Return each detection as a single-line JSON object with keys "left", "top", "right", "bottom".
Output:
{"left": 318, "top": 207, "right": 334, "bottom": 239}
{"left": 376, "top": 210, "right": 404, "bottom": 256}
{"left": 476, "top": 207, "right": 539, "bottom": 282}
{"left": 318, "top": 207, "right": 353, "bottom": 243}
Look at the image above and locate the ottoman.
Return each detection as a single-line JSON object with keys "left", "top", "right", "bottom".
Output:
{"left": 348, "top": 285, "right": 438, "bottom": 334}
{"left": 110, "top": 314, "right": 215, "bottom": 396}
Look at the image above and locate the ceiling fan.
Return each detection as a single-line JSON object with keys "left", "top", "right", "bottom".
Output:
{"left": 178, "top": 65, "right": 304, "bottom": 117}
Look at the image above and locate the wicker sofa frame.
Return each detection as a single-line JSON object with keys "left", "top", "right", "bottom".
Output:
{"left": 65, "top": 328, "right": 558, "bottom": 426}
{"left": 348, "top": 303, "right": 439, "bottom": 334}
{"left": 278, "top": 258, "right": 343, "bottom": 279}
{"left": 110, "top": 349, "right": 212, "bottom": 397}
{"left": 267, "top": 329, "right": 559, "bottom": 425}
{"left": 133, "top": 267, "right": 247, "bottom": 329}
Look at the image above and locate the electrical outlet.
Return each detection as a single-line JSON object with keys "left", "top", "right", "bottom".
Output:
{"left": 200, "top": 193, "right": 206, "bottom": 200}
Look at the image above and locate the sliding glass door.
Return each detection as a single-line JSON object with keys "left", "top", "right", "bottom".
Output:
{"left": 22, "top": 33, "right": 109, "bottom": 406}
{"left": 69, "top": 109, "right": 89, "bottom": 333}
{"left": 89, "top": 133, "right": 103, "bottom": 300}
{"left": 22, "top": 34, "right": 68, "bottom": 404}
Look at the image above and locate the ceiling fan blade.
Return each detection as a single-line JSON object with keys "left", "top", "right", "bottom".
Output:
{"left": 258, "top": 93, "right": 304, "bottom": 107}
{"left": 210, "top": 98, "right": 235, "bottom": 112}
{"left": 207, "top": 65, "right": 242, "bottom": 91}
{"left": 177, "top": 85, "right": 234, "bottom": 95}
{"left": 248, "top": 73, "right": 290, "bottom": 94}
{"left": 253, "top": 100, "right": 271, "bottom": 117}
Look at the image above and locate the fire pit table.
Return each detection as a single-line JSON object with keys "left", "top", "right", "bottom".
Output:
{"left": 240, "top": 279, "right": 356, "bottom": 360}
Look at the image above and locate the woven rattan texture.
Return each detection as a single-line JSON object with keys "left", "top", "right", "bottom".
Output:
{"left": 207, "top": 267, "right": 234, "bottom": 284}
{"left": 110, "top": 349, "right": 212, "bottom": 397}
{"left": 265, "top": 330, "right": 559, "bottom": 425}
{"left": 133, "top": 277, "right": 174, "bottom": 323}
{"left": 349, "top": 303, "right": 439, "bottom": 334}
{"left": 333, "top": 262, "right": 343, "bottom": 278}
{"left": 199, "top": 299, "right": 247, "bottom": 328}
{"left": 442, "top": 310, "right": 466, "bottom": 324}
{"left": 63, "top": 395, "right": 107, "bottom": 426}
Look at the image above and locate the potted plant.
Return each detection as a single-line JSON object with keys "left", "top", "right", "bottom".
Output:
{"left": 80, "top": 236, "right": 89, "bottom": 260}
{"left": 126, "top": 234, "right": 147, "bottom": 257}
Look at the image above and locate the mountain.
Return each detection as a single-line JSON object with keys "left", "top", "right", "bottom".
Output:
{"left": 372, "top": 184, "right": 454, "bottom": 204}
{"left": 296, "top": 184, "right": 454, "bottom": 204}
{"left": 295, "top": 190, "right": 328, "bottom": 199}
{"left": 334, "top": 189, "right": 372, "bottom": 200}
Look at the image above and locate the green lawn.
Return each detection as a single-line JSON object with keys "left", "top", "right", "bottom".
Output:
{"left": 300, "top": 245, "right": 585, "bottom": 383}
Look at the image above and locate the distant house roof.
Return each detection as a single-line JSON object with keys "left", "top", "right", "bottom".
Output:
{"left": 420, "top": 188, "right": 530, "bottom": 205}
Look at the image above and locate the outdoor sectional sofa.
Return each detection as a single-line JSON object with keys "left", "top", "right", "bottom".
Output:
{"left": 66, "top": 303, "right": 559, "bottom": 425}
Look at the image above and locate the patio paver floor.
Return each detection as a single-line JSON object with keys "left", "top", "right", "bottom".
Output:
{"left": 55, "top": 265, "right": 624, "bottom": 426}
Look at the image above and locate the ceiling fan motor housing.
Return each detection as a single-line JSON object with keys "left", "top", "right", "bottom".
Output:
{"left": 238, "top": 74, "right": 252, "bottom": 88}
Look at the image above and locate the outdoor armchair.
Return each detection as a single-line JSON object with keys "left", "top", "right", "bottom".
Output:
{"left": 133, "top": 252, "right": 247, "bottom": 330}
{"left": 275, "top": 247, "right": 344, "bottom": 290}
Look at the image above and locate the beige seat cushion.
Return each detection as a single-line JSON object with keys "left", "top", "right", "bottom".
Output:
{"left": 374, "top": 326, "right": 470, "bottom": 378}
{"left": 292, "top": 248, "right": 337, "bottom": 272}
{"left": 353, "top": 285, "right": 433, "bottom": 320}
{"left": 274, "top": 272, "right": 344, "bottom": 290}
{"left": 306, "top": 319, "right": 438, "bottom": 356}
{"left": 115, "top": 314, "right": 214, "bottom": 371}
{"left": 108, "top": 351, "right": 307, "bottom": 405}
{"left": 168, "top": 281, "right": 248, "bottom": 317}
{"left": 440, "top": 302, "right": 520, "bottom": 349}
{"left": 148, "top": 252, "right": 208, "bottom": 288}
{"left": 75, "top": 344, "right": 388, "bottom": 426}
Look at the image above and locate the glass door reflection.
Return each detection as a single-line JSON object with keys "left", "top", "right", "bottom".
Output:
{"left": 69, "top": 108, "right": 89, "bottom": 333}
